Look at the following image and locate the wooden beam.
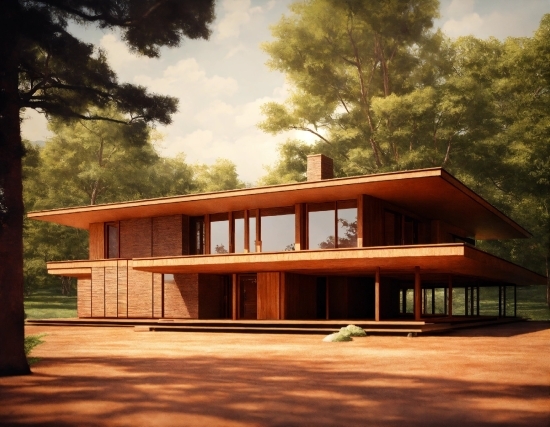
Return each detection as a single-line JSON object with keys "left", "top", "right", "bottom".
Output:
{"left": 375, "top": 267, "right": 380, "bottom": 321}
{"left": 255, "top": 210, "right": 261, "bottom": 253}
{"left": 414, "top": 266, "right": 421, "bottom": 321}
{"left": 294, "top": 204, "right": 305, "bottom": 250}
{"left": 357, "top": 195, "right": 364, "bottom": 247}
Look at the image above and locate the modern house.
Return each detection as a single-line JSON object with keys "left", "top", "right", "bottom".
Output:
{"left": 28, "top": 155, "right": 546, "bottom": 324}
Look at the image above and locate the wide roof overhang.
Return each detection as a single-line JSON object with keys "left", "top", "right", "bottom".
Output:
{"left": 28, "top": 168, "right": 529, "bottom": 240}
{"left": 47, "top": 244, "right": 546, "bottom": 285}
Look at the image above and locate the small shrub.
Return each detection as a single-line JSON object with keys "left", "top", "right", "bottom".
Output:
{"left": 341, "top": 324, "right": 367, "bottom": 337}
{"left": 322, "top": 332, "right": 352, "bottom": 342}
{"left": 25, "top": 334, "right": 45, "bottom": 365}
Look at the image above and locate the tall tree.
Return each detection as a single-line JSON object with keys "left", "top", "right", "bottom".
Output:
{"left": 0, "top": 0, "right": 215, "bottom": 376}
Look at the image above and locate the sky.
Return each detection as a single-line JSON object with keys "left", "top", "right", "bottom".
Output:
{"left": 21, "top": 0, "right": 550, "bottom": 183}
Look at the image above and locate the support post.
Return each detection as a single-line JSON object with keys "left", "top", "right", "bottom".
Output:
{"left": 448, "top": 275, "right": 453, "bottom": 317}
{"left": 244, "top": 210, "right": 249, "bottom": 253}
{"left": 431, "top": 288, "right": 435, "bottom": 315}
{"left": 414, "top": 267, "right": 421, "bottom": 321}
{"left": 255, "top": 210, "right": 261, "bottom": 252}
{"left": 476, "top": 286, "right": 480, "bottom": 316}
{"left": 232, "top": 274, "right": 237, "bottom": 320}
{"left": 514, "top": 285, "right": 517, "bottom": 317}
{"left": 503, "top": 285, "right": 507, "bottom": 317}
{"left": 375, "top": 267, "right": 380, "bottom": 321}
{"left": 498, "top": 285, "right": 502, "bottom": 317}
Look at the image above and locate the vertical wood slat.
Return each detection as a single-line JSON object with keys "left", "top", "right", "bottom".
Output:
{"left": 414, "top": 266, "right": 421, "bottom": 321}
{"left": 89, "top": 223, "right": 105, "bottom": 260}
{"left": 91, "top": 267, "right": 105, "bottom": 317}
{"left": 228, "top": 211, "right": 234, "bottom": 253}
{"left": 294, "top": 204, "right": 306, "bottom": 250}
{"left": 279, "top": 272, "right": 285, "bottom": 320}
{"left": 362, "top": 195, "right": 384, "bottom": 247}
{"left": 357, "top": 195, "right": 364, "bottom": 247}
{"left": 104, "top": 265, "right": 118, "bottom": 317}
{"left": 77, "top": 278, "right": 92, "bottom": 317}
{"left": 153, "top": 273, "right": 163, "bottom": 318}
{"left": 152, "top": 215, "right": 183, "bottom": 257}
{"left": 448, "top": 275, "right": 453, "bottom": 317}
{"left": 257, "top": 272, "right": 280, "bottom": 320}
{"left": 204, "top": 214, "right": 211, "bottom": 254}
{"left": 117, "top": 260, "right": 128, "bottom": 318}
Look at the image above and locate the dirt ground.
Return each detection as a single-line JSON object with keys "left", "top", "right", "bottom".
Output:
{"left": 1, "top": 322, "right": 549, "bottom": 427}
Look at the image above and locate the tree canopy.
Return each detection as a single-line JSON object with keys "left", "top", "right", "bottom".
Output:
{"left": 0, "top": 0, "right": 215, "bottom": 376}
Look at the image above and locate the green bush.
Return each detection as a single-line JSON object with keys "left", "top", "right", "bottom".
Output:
{"left": 341, "top": 325, "right": 367, "bottom": 337}
{"left": 25, "top": 334, "right": 45, "bottom": 365}
{"left": 322, "top": 332, "right": 352, "bottom": 342}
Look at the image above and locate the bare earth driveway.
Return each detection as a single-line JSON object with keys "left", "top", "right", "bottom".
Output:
{"left": 1, "top": 322, "right": 549, "bottom": 427}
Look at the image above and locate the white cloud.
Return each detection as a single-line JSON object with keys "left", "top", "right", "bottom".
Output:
{"left": 20, "top": 109, "right": 52, "bottom": 142}
{"left": 215, "top": 0, "right": 263, "bottom": 41}
{"left": 225, "top": 43, "right": 247, "bottom": 59}
{"left": 446, "top": 0, "right": 475, "bottom": 18}
{"left": 134, "top": 58, "right": 238, "bottom": 99}
{"left": 194, "top": 100, "right": 235, "bottom": 125}
{"left": 442, "top": 13, "right": 484, "bottom": 38}
{"left": 100, "top": 34, "right": 150, "bottom": 70}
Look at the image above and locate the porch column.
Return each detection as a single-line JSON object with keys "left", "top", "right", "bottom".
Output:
{"left": 414, "top": 266, "right": 421, "bottom": 321}
{"left": 375, "top": 267, "right": 380, "bottom": 321}
{"left": 244, "top": 210, "right": 249, "bottom": 253}
{"left": 232, "top": 274, "right": 237, "bottom": 320}
{"left": 447, "top": 275, "right": 453, "bottom": 317}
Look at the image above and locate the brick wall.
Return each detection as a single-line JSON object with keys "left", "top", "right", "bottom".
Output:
{"left": 77, "top": 278, "right": 91, "bottom": 317}
{"left": 152, "top": 215, "right": 183, "bottom": 257}
{"left": 104, "top": 265, "right": 118, "bottom": 317}
{"left": 163, "top": 273, "right": 199, "bottom": 318}
{"left": 91, "top": 267, "right": 105, "bottom": 317}
{"left": 127, "top": 268, "right": 153, "bottom": 318}
{"left": 120, "top": 218, "right": 152, "bottom": 258}
{"left": 117, "top": 260, "right": 128, "bottom": 317}
{"left": 307, "top": 154, "right": 334, "bottom": 181}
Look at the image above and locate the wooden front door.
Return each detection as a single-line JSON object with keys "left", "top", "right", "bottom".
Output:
{"left": 239, "top": 274, "right": 257, "bottom": 319}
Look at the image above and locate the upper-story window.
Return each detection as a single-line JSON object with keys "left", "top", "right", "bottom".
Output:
{"left": 105, "top": 222, "right": 119, "bottom": 258}
{"left": 384, "top": 210, "right": 418, "bottom": 245}
{"left": 189, "top": 216, "right": 205, "bottom": 255}
{"left": 308, "top": 200, "right": 357, "bottom": 250}
{"left": 260, "top": 207, "right": 295, "bottom": 252}
{"left": 210, "top": 213, "right": 229, "bottom": 254}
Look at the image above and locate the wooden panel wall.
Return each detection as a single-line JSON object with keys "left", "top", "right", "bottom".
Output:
{"left": 91, "top": 267, "right": 105, "bottom": 317}
{"left": 89, "top": 223, "right": 105, "bottom": 260}
{"left": 120, "top": 218, "right": 152, "bottom": 258}
{"left": 430, "top": 220, "right": 469, "bottom": 244}
{"left": 347, "top": 277, "right": 375, "bottom": 319}
{"left": 127, "top": 268, "right": 153, "bottom": 318}
{"left": 361, "top": 195, "right": 384, "bottom": 247}
{"left": 379, "top": 278, "right": 402, "bottom": 320}
{"left": 198, "top": 274, "right": 228, "bottom": 319}
{"left": 257, "top": 272, "right": 280, "bottom": 320}
{"left": 284, "top": 273, "right": 316, "bottom": 319}
{"left": 153, "top": 215, "right": 183, "bottom": 257}
{"left": 163, "top": 273, "right": 199, "bottom": 318}
{"left": 77, "top": 278, "right": 91, "bottom": 317}
{"left": 117, "top": 260, "right": 128, "bottom": 317}
{"left": 104, "top": 265, "right": 118, "bottom": 317}
{"left": 153, "top": 273, "right": 163, "bottom": 318}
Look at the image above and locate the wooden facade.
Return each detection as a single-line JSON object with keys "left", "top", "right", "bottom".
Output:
{"left": 29, "top": 162, "right": 546, "bottom": 321}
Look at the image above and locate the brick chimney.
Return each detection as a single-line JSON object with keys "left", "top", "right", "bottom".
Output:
{"left": 307, "top": 154, "right": 334, "bottom": 181}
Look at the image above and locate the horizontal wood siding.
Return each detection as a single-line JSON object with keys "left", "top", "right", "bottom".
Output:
{"left": 153, "top": 215, "right": 183, "bottom": 257}
{"left": 91, "top": 267, "right": 105, "bottom": 317}
{"left": 104, "top": 265, "right": 118, "bottom": 317}
{"left": 127, "top": 269, "right": 153, "bottom": 318}
{"left": 284, "top": 273, "right": 316, "bottom": 319}
{"left": 153, "top": 273, "right": 163, "bottom": 318}
{"left": 120, "top": 218, "right": 152, "bottom": 259}
{"left": 77, "top": 278, "right": 91, "bottom": 317}
{"left": 163, "top": 274, "right": 199, "bottom": 318}
{"left": 257, "top": 272, "right": 280, "bottom": 320}
{"left": 117, "top": 260, "right": 128, "bottom": 318}
{"left": 89, "top": 223, "right": 104, "bottom": 260}
{"left": 198, "top": 274, "right": 228, "bottom": 319}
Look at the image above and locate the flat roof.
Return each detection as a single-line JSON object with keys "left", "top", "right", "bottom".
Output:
{"left": 27, "top": 168, "right": 530, "bottom": 239}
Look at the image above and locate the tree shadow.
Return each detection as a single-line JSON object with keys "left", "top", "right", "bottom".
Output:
{"left": 0, "top": 353, "right": 548, "bottom": 427}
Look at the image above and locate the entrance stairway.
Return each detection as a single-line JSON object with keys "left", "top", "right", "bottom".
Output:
{"left": 26, "top": 316, "right": 521, "bottom": 335}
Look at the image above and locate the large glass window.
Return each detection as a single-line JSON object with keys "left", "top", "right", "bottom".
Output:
{"left": 260, "top": 207, "right": 295, "bottom": 252}
{"left": 249, "top": 212, "right": 257, "bottom": 253}
{"left": 308, "top": 200, "right": 357, "bottom": 249}
{"left": 106, "top": 222, "right": 119, "bottom": 258}
{"left": 189, "top": 216, "right": 205, "bottom": 255}
{"left": 234, "top": 211, "right": 245, "bottom": 253}
{"left": 210, "top": 213, "right": 229, "bottom": 254}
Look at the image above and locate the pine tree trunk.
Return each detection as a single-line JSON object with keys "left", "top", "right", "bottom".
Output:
{"left": 0, "top": 0, "right": 31, "bottom": 376}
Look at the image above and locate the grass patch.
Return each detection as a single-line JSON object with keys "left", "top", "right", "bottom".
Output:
{"left": 25, "top": 289, "right": 77, "bottom": 319}
{"left": 25, "top": 334, "right": 46, "bottom": 365}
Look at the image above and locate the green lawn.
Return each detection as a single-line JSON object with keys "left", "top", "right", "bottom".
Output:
{"left": 25, "top": 290, "right": 77, "bottom": 319}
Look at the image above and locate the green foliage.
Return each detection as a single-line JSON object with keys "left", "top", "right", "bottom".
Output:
{"left": 260, "top": 2, "right": 550, "bottom": 289}
{"left": 24, "top": 290, "right": 77, "bottom": 319}
{"left": 24, "top": 333, "right": 45, "bottom": 365}
{"left": 340, "top": 325, "right": 367, "bottom": 337}
{"left": 193, "top": 159, "right": 245, "bottom": 192}
{"left": 322, "top": 332, "right": 352, "bottom": 342}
